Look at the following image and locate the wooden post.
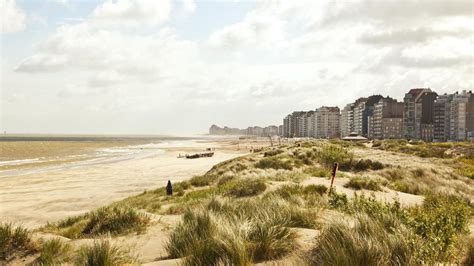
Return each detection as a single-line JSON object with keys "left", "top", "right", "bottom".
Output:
{"left": 327, "top": 163, "right": 338, "bottom": 196}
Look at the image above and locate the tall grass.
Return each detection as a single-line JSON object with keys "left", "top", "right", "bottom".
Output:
{"left": 311, "top": 215, "right": 417, "bottom": 266}
{"left": 0, "top": 223, "right": 35, "bottom": 261}
{"left": 43, "top": 206, "right": 150, "bottom": 239}
{"left": 35, "top": 238, "right": 71, "bottom": 265}
{"left": 256, "top": 156, "right": 294, "bottom": 170}
{"left": 344, "top": 177, "right": 382, "bottom": 191}
{"left": 166, "top": 196, "right": 303, "bottom": 264}
{"left": 76, "top": 239, "right": 137, "bottom": 266}
{"left": 222, "top": 178, "right": 267, "bottom": 197}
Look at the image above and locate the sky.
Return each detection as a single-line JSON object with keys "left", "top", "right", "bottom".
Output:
{"left": 0, "top": 0, "right": 473, "bottom": 135}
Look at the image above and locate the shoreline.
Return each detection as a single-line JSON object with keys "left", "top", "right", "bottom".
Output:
{"left": 0, "top": 138, "right": 252, "bottom": 228}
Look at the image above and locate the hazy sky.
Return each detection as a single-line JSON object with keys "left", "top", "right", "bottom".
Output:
{"left": 1, "top": 0, "right": 473, "bottom": 135}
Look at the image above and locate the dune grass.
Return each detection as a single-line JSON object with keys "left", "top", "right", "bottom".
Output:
{"left": 166, "top": 195, "right": 314, "bottom": 265}
{"left": 35, "top": 238, "right": 72, "bottom": 265}
{"left": 76, "top": 239, "right": 137, "bottom": 266}
{"left": 0, "top": 223, "right": 35, "bottom": 261}
{"left": 344, "top": 176, "right": 382, "bottom": 191}
{"left": 255, "top": 156, "right": 294, "bottom": 170}
{"left": 311, "top": 214, "right": 417, "bottom": 266}
{"left": 222, "top": 178, "right": 267, "bottom": 197}
{"left": 42, "top": 206, "right": 150, "bottom": 239}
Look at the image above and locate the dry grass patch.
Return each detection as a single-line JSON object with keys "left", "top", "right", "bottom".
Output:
{"left": 42, "top": 206, "right": 150, "bottom": 239}
{"left": 0, "top": 223, "right": 36, "bottom": 261}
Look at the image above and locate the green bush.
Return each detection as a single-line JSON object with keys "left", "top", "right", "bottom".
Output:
{"left": 316, "top": 145, "right": 353, "bottom": 168}
{"left": 255, "top": 157, "right": 293, "bottom": 170}
{"left": 403, "top": 193, "right": 471, "bottom": 262}
{"left": 76, "top": 239, "right": 137, "bottom": 266}
{"left": 0, "top": 223, "right": 35, "bottom": 261}
{"left": 328, "top": 191, "right": 348, "bottom": 210}
{"left": 344, "top": 177, "right": 382, "bottom": 191}
{"left": 224, "top": 179, "right": 267, "bottom": 197}
{"left": 35, "top": 238, "right": 71, "bottom": 265}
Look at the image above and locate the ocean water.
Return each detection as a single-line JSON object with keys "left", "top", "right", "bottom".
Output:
{"left": 0, "top": 135, "right": 213, "bottom": 177}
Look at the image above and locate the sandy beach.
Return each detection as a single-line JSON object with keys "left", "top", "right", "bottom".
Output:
{"left": 0, "top": 137, "right": 249, "bottom": 228}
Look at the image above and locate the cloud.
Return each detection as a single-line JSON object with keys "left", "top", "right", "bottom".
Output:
{"left": 91, "top": 0, "right": 172, "bottom": 27}
{"left": 4, "top": 0, "right": 474, "bottom": 134}
{"left": 322, "top": 0, "right": 473, "bottom": 26}
{"left": 0, "top": 0, "right": 26, "bottom": 34}
{"left": 359, "top": 28, "right": 471, "bottom": 45}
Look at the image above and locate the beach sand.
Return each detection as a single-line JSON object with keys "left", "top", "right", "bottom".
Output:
{"left": 0, "top": 138, "right": 249, "bottom": 228}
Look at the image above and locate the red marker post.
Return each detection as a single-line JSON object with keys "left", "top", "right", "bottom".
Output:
{"left": 327, "top": 163, "right": 338, "bottom": 196}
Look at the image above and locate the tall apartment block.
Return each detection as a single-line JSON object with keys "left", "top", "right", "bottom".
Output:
{"left": 315, "top": 106, "right": 340, "bottom": 138}
{"left": 283, "top": 111, "right": 307, "bottom": 137}
{"left": 368, "top": 97, "right": 404, "bottom": 139}
{"left": 403, "top": 88, "right": 437, "bottom": 141}
{"left": 352, "top": 95, "right": 383, "bottom": 137}
{"left": 340, "top": 103, "right": 354, "bottom": 137}
{"left": 434, "top": 90, "right": 474, "bottom": 141}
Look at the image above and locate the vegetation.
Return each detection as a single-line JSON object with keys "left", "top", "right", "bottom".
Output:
{"left": 190, "top": 174, "right": 218, "bottom": 187}
{"left": 223, "top": 178, "right": 267, "bottom": 197}
{"left": 42, "top": 206, "right": 150, "bottom": 239}
{"left": 166, "top": 197, "right": 301, "bottom": 265}
{"left": 76, "top": 239, "right": 137, "bottom": 266}
{"left": 0, "top": 223, "right": 35, "bottom": 261}
{"left": 35, "top": 238, "right": 72, "bottom": 265}
{"left": 6, "top": 140, "right": 473, "bottom": 264}
{"left": 344, "top": 176, "right": 383, "bottom": 191}
{"left": 255, "top": 156, "right": 294, "bottom": 170}
{"left": 311, "top": 214, "right": 417, "bottom": 265}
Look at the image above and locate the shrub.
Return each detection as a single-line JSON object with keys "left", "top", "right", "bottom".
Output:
{"left": 344, "top": 177, "right": 382, "bottom": 191}
{"left": 304, "top": 184, "right": 328, "bottom": 195}
{"left": 411, "top": 168, "right": 425, "bottom": 178}
{"left": 264, "top": 149, "right": 284, "bottom": 157}
{"left": 383, "top": 168, "right": 405, "bottom": 181}
{"left": 76, "top": 240, "right": 137, "bottom": 266}
{"left": 35, "top": 238, "right": 71, "bottom": 265}
{"left": 255, "top": 157, "right": 293, "bottom": 170}
{"left": 43, "top": 206, "right": 150, "bottom": 239}
{"left": 268, "top": 172, "right": 308, "bottom": 182}
{"left": 0, "top": 223, "right": 35, "bottom": 261}
{"left": 403, "top": 193, "right": 471, "bottom": 262}
{"left": 303, "top": 166, "right": 330, "bottom": 177}
{"left": 311, "top": 215, "right": 417, "bottom": 266}
{"left": 463, "top": 237, "right": 474, "bottom": 266}
{"left": 316, "top": 145, "right": 353, "bottom": 168}
{"left": 328, "top": 191, "right": 348, "bottom": 210}
{"left": 389, "top": 180, "right": 423, "bottom": 195}
{"left": 190, "top": 174, "right": 218, "bottom": 187}
{"left": 224, "top": 179, "right": 267, "bottom": 197}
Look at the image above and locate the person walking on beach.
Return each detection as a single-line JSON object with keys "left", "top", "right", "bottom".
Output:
{"left": 166, "top": 180, "right": 173, "bottom": 196}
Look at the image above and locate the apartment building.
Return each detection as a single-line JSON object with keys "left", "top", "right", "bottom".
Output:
{"left": 403, "top": 88, "right": 437, "bottom": 141}
{"left": 352, "top": 95, "right": 383, "bottom": 137}
{"left": 314, "top": 106, "right": 340, "bottom": 138}
{"left": 368, "top": 97, "right": 404, "bottom": 139}
{"left": 434, "top": 91, "right": 474, "bottom": 141}
{"left": 340, "top": 103, "right": 354, "bottom": 137}
{"left": 283, "top": 111, "right": 307, "bottom": 137}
